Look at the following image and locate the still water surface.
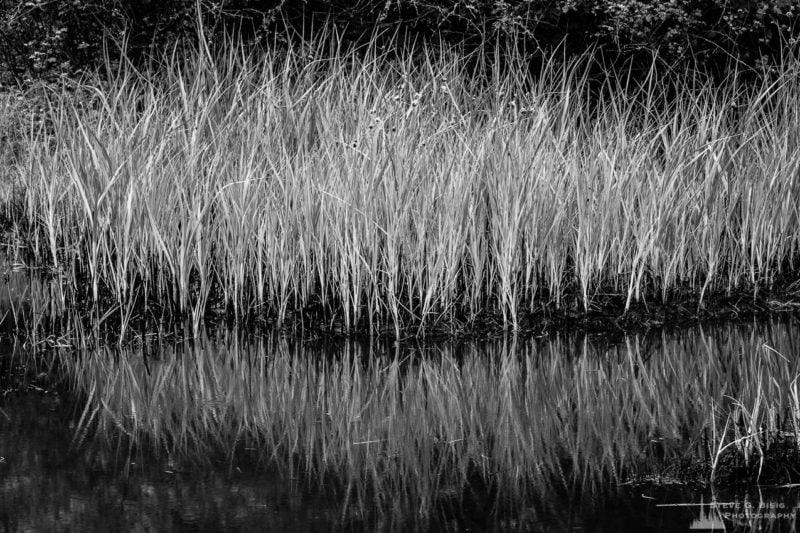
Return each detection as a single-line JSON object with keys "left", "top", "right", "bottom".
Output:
{"left": 3, "top": 311, "right": 800, "bottom": 530}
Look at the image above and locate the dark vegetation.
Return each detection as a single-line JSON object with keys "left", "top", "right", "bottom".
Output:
{"left": 2, "top": 0, "right": 799, "bottom": 86}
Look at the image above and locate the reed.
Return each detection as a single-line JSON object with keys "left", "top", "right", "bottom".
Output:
{"left": 6, "top": 30, "right": 800, "bottom": 334}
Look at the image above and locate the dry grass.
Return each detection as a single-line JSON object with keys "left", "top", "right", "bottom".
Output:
{"left": 6, "top": 31, "right": 800, "bottom": 334}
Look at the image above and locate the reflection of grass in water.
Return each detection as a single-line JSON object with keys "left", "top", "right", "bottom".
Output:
{"left": 62, "top": 317, "right": 800, "bottom": 522}
{"left": 0, "top": 258, "right": 66, "bottom": 339}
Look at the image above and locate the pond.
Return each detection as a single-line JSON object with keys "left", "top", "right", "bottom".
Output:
{"left": 3, "top": 308, "right": 800, "bottom": 531}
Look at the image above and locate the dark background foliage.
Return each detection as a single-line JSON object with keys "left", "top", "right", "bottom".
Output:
{"left": 1, "top": 0, "right": 799, "bottom": 85}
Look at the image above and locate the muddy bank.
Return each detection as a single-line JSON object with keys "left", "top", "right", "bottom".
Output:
{"left": 5, "top": 269, "right": 800, "bottom": 344}
{"left": 240, "top": 281, "right": 800, "bottom": 343}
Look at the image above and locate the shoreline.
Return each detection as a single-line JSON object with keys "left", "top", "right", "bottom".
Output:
{"left": 4, "top": 262, "right": 800, "bottom": 342}
{"left": 210, "top": 280, "right": 800, "bottom": 342}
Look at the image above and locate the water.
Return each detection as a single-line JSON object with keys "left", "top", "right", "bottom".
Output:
{"left": 3, "top": 266, "right": 800, "bottom": 530}
{"left": 0, "top": 394, "right": 347, "bottom": 531}
{"left": 3, "top": 382, "right": 800, "bottom": 532}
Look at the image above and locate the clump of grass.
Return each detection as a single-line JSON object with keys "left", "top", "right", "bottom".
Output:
{"left": 6, "top": 29, "right": 800, "bottom": 334}
{"left": 61, "top": 316, "right": 800, "bottom": 518}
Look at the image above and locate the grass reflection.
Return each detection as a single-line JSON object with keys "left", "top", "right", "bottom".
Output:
{"left": 60, "top": 316, "right": 800, "bottom": 523}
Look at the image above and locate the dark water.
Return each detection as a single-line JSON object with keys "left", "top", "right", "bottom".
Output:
{"left": 4, "top": 391, "right": 799, "bottom": 533}
{"left": 0, "top": 395, "right": 347, "bottom": 532}
{"left": 3, "top": 261, "right": 800, "bottom": 530}
{"left": 2, "top": 321, "right": 800, "bottom": 532}
{"left": 2, "top": 386, "right": 800, "bottom": 533}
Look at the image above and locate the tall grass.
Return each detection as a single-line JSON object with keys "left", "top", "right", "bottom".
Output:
{"left": 61, "top": 316, "right": 800, "bottom": 521}
{"left": 7, "top": 31, "right": 800, "bottom": 333}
